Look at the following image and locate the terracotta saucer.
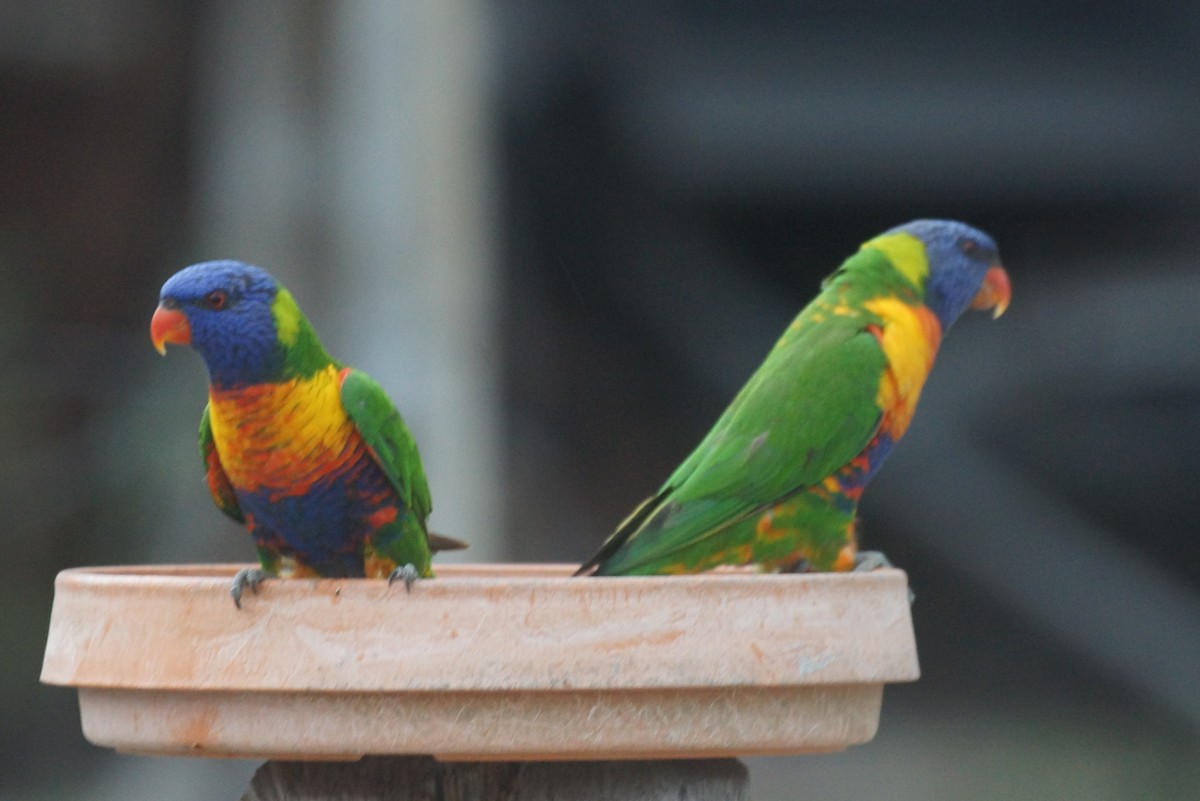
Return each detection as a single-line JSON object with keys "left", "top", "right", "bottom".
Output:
{"left": 42, "top": 564, "right": 918, "bottom": 761}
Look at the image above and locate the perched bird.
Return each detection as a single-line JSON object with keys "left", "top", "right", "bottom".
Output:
{"left": 151, "top": 261, "right": 462, "bottom": 606}
{"left": 577, "top": 219, "right": 1011, "bottom": 577}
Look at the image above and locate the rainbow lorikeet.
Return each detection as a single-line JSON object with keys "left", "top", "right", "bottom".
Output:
{"left": 151, "top": 261, "right": 463, "bottom": 606}
{"left": 577, "top": 219, "right": 1011, "bottom": 577}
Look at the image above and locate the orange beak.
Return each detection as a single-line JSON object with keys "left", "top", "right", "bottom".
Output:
{"left": 150, "top": 305, "right": 191, "bottom": 355}
{"left": 970, "top": 265, "right": 1011, "bottom": 319}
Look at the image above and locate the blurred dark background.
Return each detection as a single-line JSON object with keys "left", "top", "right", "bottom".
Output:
{"left": 5, "top": 2, "right": 1200, "bottom": 799}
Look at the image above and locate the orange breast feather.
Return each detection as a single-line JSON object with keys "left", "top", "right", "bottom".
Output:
{"left": 207, "top": 365, "right": 363, "bottom": 497}
{"left": 864, "top": 297, "right": 942, "bottom": 440}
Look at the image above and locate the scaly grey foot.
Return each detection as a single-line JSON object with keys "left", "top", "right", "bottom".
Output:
{"left": 231, "top": 568, "right": 270, "bottom": 609}
{"left": 387, "top": 563, "right": 420, "bottom": 592}
{"left": 853, "top": 550, "right": 914, "bottom": 603}
{"left": 852, "top": 550, "right": 894, "bottom": 571}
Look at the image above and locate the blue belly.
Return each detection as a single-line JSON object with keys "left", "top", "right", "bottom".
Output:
{"left": 236, "top": 464, "right": 397, "bottom": 577}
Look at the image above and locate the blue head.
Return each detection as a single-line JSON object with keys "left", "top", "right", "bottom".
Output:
{"left": 865, "top": 219, "right": 1011, "bottom": 331}
{"left": 151, "top": 260, "right": 322, "bottom": 388}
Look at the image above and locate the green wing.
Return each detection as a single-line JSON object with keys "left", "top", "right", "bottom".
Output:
{"left": 581, "top": 308, "right": 885, "bottom": 574}
{"left": 199, "top": 404, "right": 244, "bottom": 523}
{"left": 339, "top": 370, "right": 434, "bottom": 562}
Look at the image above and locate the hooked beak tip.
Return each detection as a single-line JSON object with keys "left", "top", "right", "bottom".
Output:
{"left": 972, "top": 265, "right": 1012, "bottom": 320}
{"left": 150, "top": 305, "right": 191, "bottom": 354}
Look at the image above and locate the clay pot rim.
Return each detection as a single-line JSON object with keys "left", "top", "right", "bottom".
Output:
{"left": 43, "top": 563, "right": 919, "bottom": 760}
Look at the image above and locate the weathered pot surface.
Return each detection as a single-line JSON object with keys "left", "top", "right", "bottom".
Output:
{"left": 42, "top": 563, "right": 919, "bottom": 761}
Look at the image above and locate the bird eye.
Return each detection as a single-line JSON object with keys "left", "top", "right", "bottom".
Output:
{"left": 204, "top": 290, "right": 228, "bottom": 310}
{"left": 959, "top": 238, "right": 980, "bottom": 257}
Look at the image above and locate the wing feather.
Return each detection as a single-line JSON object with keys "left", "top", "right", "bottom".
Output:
{"left": 339, "top": 370, "right": 433, "bottom": 526}
{"left": 583, "top": 312, "right": 885, "bottom": 574}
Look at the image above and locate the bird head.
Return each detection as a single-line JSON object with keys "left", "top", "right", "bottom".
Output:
{"left": 151, "top": 260, "right": 303, "bottom": 388}
{"left": 866, "top": 219, "right": 1011, "bottom": 332}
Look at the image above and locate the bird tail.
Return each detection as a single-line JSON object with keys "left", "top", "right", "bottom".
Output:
{"left": 573, "top": 489, "right": 668, "bottom": 576}
{"left": 427, "top": 531, "right": 469, "bottom": 553}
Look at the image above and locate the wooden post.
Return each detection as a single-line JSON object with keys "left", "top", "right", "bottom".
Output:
{"left": 242, "top": 757, "right": 748, "bottom": 801}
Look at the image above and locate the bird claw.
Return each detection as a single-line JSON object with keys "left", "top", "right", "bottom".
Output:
{"left": 231, "top": 568, "right": 270, "bottom": 609}
{"left": 853, "top": 550, "right": 914, "bottom": 603}
{"left": 852, "top": 550, "right": 894, "bottom": 571}
{"left": 387, "top": 564, "right": 420, "bottom": 593}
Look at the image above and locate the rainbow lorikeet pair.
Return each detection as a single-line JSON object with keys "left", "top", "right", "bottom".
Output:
{"left": 152, "top": 219, "right": 1009, "bottom": 602}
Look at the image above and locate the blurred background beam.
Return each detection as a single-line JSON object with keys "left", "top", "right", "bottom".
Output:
{"left": 188, "top": 1, "right": 503, "bottom": 561}
{"left": 190, "top": 1, "right": 327, "bottom": 276}
{"left": 326, "top": 1, "right": 502, "bottom": 561}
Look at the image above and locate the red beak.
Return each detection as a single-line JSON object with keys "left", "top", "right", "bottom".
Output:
{"left": 150, "top": 305, "right": 191, "bottom": 355}
{"left": 970, "top": 265, "right": 1012, "bottom": 319}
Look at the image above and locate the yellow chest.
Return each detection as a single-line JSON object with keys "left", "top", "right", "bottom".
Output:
{"left": 207, "top": 365, "right": 360, "bottom": 493}
{"left": 864, "top": 297, "right": 942, "bottom": 439}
